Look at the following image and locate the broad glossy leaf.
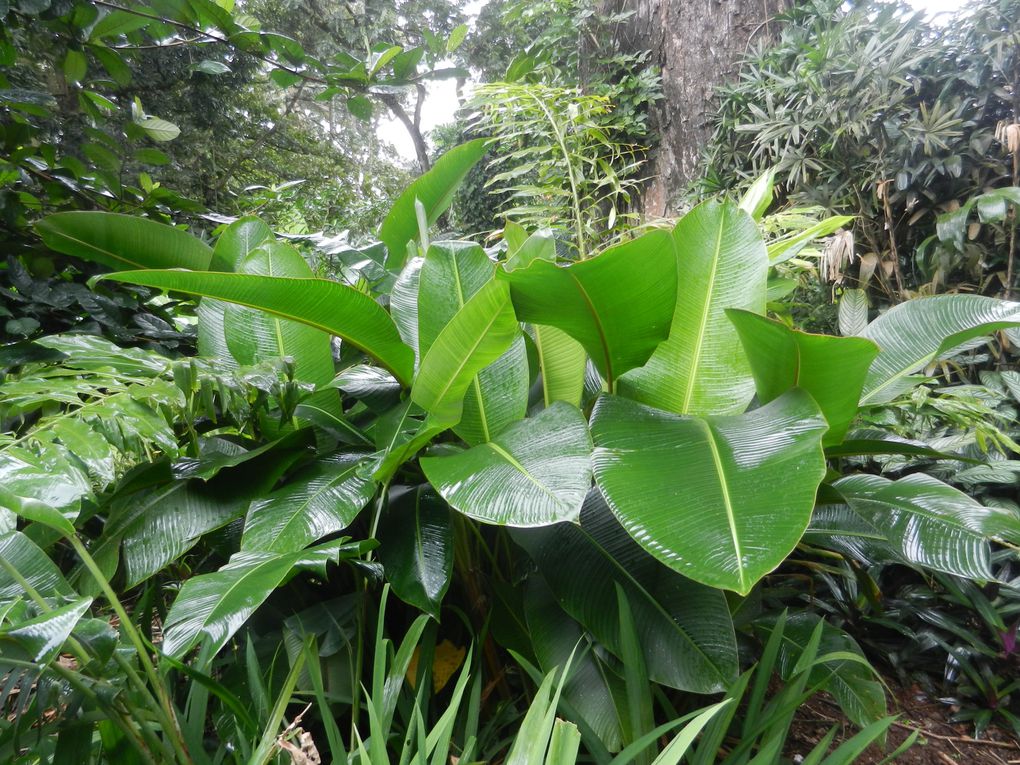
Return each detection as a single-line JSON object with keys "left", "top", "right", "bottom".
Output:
{"left": 500, "top": 228, "right": 676, "bottom": 389}
{"left": 390, "top": 256, "right": 424, "bottom": 367}
{"left": 531, "top": 324, "right": 586, "bottom": 407}
{"left": 380, "top": 139, "right": 488, "bottom": 269}
{"left": 513, "top": 495, "right": 738, "bottom": 693}
{"left": 410, "top": 279, "right": 519, "bottom": 426}
{"left": 859, "top": 295, "right": 1020, "bottom": 405}
{"left": 838, "top": 289, "right": 869, "bottom": 336}
{"left": 803, "top": 503, "right": 901, "bottom": 567}
{"left": 211, "top": 216, "right": 272, "bottom": 272}
{"left": 241, "top": 454, "right": 376, "bottom": 553}
{"left": 421, "top": 402, "right": 591, "bottom": 526}
{"left": 0, "top": 531, "right": 73, "bottom": 601}
{"left": 223, "top": 242, "right": 341, "bottom": 416}
{"left": 417, "top": 241, "right": 528, "bottom": 444}
{"left": 199, "top": 217, "right": 273, "bottom": 362}
{"left": 161, "top": 541, "right": 363, "bottom": 658}
{"left": 114, "top": 481, "right": 247, "bottom": 587}
{"left": 36, "top": 212, "right": 212, "bottom": 271}
{"left": 0, "top": 443, "right": 88, "bottom": 535}
{"left": 376, "top": 486, "right": 453, "bottom": 619}
{"left": 835, "top": 473, "right": 1020, "bottom": 579}
{"left": 619, "top": 201, "right": 767, "bottom": 415}
{"left": 738, "top": 168, "right": 775, "bottom": 221}
{"left": 591, "top": 390, "right": 827, "bottom": 594}
{"left": 99, "top": 269, "right": 415, "bottom": 386}
{"left": 728, "top": 310, "right": 879, "bottom": 445}
{"left": 524, "top": 576, "right": 623, "bottom": 752}
{"left": 756, "top": 612, "right": 886, "bottom": 728}
{"left": 0, "top": 598, "right": 92, "bottom": 663}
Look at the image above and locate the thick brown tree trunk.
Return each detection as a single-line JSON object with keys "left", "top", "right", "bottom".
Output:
{"left": 612, "top": 0, "right": 788, "bottom": 216}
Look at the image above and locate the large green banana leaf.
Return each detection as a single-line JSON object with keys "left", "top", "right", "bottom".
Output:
{"left": 98, "top": 269, "right": 416, "bottom": 385}
{"left": 380, "top": 138, "right": 488, "bottom": 269}
{"left": 619, "top": 201, "right": 767, "bottom": 415}
{"left": 376, "top": 485, "right": 453, "bottom": 620}
{"left": 524, "top": 576, "right": 624, "bottom": 752}
{"left": 417, "top": 241, "right": 529, "bottom": 444}
{"left": 835, "top": 473, "right": 1020, "bottom": 580}
{"left": 410, "top": 279, "right": 519, "bottom": 427}
{"left": 222, "top": 241, "right": 342, "bottom": 417}
{"left": 859, "top": 294, "right": 1020, "bottom": 405}
{"left": 513, "top": 496, "right": 738, "bottom": 693}
{"left": 36, "top": 211, "right": 212, "bottom": 271}
{"left": 420, "top": 401, "right": 591, "bottom": 526}
{"left": 200, "top": 217, "right": 274, "bottom": 363}
{"left": 241, "top": 454, "right": 376, "bottom": 554}
{"left": 499, "top": 228, "right": 676, "bottom": 390}
{"left": 591, "top": 390, "right": 828, "bottom": 594}
{"left": 727, "top": 309, "right": 879, "bottom": 445}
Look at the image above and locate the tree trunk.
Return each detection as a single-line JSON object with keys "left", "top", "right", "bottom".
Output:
{"left": 612, "top": 0, "right": 788, "bottom": 216}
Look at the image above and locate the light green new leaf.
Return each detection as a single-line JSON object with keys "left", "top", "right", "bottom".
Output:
{"left": 376, "top": 486, "right": 453, "bottom": 620}
{"left": 211, "top": 216, "right": 272, "bottom": 272}
{"left": 501, "top": 228, "right": 676, "bottom": 390}
{"left": 513, "top": 496, "right": 738, "bottom": 693}
{"left": 738, "top": 168, "right": 775, "bottom": 221}
{"left": 619, "top": 201, "right": 767, "bottom": 415}
{"left": 223, "top": 241, "right": 341, "bottom": 416}
{"left": 411, "top": 279, "right": 519, "bottom": 427}
{"left": 36, "top": 211, "right": 212, "bottom": 271}
{"left": 728, "top": 310, "right": 879, "bottom": 445}
{"left": 241, "top": 454, "right": 376, "bottom": 553}
{"left": 417, "top": 241, "right": 529, "bottom": 444}
{"left": 859, "top": 294, "right": 1020, "bottom": 405}
{"left": 161, "top": 542, "right": 362, "bottom": 658}
{"left": 421, "top": 401, "right": 592, "bottom": 526}
{"left": 200, "top": 217, "right": 274, "bottom": 363}
{"left": 99, "top": 269, "right": 415, "bottom": 385}
{"left": 0, "top": 598, "right": 92, "bottom": 663}
{"left": 531, "top": 324, "right": 586, "bottom": 407}
{"left": 0, "top": 531, "right": 74, "bottom": 601}
{"left": 591, "top": 390, "right": 828, "bottom": 595}
{"left": 380, "top": 139, "right": 488, "bottom": 269}
{"left": 835, "top": 473, "right": 1020, "bottom": 580}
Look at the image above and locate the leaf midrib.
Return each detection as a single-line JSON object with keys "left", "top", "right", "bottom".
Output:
{"left": 698, "top": 418, "right": 747, "bottom": 593}
{"left": 680, "top": 208, "right": 727, "bottom": 413}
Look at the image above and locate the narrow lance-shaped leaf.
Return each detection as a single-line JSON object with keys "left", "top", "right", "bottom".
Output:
{"left": 421, "top": 401, "right": 592, "bottom": 526}
{"left": 241, "top": 454, "right": 376, "bottom": 554}
{"left": 0, "top": 598, "right": 93, "bottom": 663}
{"left": 500, "top": 228, "right": 676, "bottom": 390}
{"left": 835, "top": 473, "right": 1020, "bottom": 580}
{"left": 97, "top": 270, "right": 415, "bottom": 386}
{"left": 410, "top": 279, "right": 519, "bottom": 427}
{"left": 161, "top": 540, "right": 367, "bottom": 659}
{"left": 36, "top": 211, "right": 212, "bottom": 271}
{"left": 619, "top": 200, "right": 767, "bottom": 415}
{"left": 591, "top": 390, "right": 828, "bottom": 595}
{"left": 0, "top": 531, "right": 74, "bottom": 600}
{"left": 859, "top": 294, "right": 1020, "bottom": 405}
{"left": 728, "top": 309, "right": 879, "bottom": 445}
{"left": 380, "top": 139, "right": 488, "bottom": 269}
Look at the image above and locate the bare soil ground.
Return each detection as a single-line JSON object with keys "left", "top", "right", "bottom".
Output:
{"left": 787, "top": 687, "right": 1020, "bottom": 764}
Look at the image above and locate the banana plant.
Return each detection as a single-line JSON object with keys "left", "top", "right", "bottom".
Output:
{"left": 18, "top": 142, "right": 1020, "bottom": 758}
